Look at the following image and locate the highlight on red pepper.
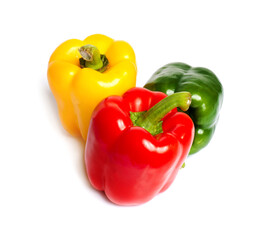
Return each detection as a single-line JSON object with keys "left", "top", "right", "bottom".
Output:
{"left": 85, "top": 87, "right": 195, "bottom": 205}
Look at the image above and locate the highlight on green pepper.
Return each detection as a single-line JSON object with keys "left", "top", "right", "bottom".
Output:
{"left": 144, "top": 62, "right": 223, "bottom": 155}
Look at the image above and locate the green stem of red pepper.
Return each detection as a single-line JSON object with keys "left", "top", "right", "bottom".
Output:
{"left": 78, "top": 44, "right": 109, "bottom": 72}
{"left": 131, "top": 92, "right": 192, "bottom": 136}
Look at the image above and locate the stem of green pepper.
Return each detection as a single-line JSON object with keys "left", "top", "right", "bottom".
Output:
{"left": 78, "top": 44, "right": 109, "bottom": 72}
{"left": 134, "top": 92, "right": 191, "bottom": 136}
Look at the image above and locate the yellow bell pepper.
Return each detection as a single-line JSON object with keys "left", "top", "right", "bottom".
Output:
{"left": 47, "top": 34, "right": 137, "bottom": 140}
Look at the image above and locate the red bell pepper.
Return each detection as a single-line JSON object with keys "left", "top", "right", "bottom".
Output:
{"left": 85, "top": 87, "right": 194, "bottom": 205}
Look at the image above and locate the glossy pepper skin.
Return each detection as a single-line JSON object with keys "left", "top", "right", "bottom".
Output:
{"left": 144, "top": 62, "right": 223, "bottom": 154}
{"left": 47, "top": 34, "right": 137, "bottom": 140}
{"left": 85, "top": 87, "right": 194, "bottom": 205}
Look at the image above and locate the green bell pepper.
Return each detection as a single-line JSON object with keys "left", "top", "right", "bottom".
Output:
{"left": 144, "top": 62, "right": 223, "bottom": 155}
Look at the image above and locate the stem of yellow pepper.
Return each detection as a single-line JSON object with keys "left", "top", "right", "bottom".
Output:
{"left": 78, "top": 44, "right": 109, "bottom": 72}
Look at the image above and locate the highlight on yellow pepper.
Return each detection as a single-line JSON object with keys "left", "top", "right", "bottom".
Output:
{"left": 47, "top": 34, "right": 137, "bottom": 140}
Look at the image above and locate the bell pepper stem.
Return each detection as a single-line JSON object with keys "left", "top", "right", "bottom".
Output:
{"left": 134, "top": 92, "right": 191, "bottom": 135}
{"left": 78, "top": 44, "right": 109, "bottom": 72}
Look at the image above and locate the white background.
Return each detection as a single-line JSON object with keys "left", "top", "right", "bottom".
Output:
{"left": 1, "top": 0, "right": 266, "bottom": 239}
